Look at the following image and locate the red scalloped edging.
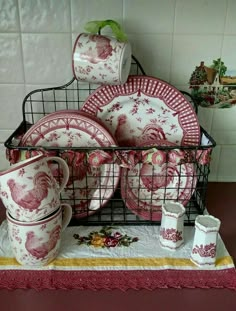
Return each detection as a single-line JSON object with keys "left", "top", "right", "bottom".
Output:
{"left": 0, "top": 269, "right": 236, "bottom": 291}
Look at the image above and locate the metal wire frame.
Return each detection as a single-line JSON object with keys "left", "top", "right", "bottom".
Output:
{"left": 4, "top": 56, "right": 216, "bottom": 226}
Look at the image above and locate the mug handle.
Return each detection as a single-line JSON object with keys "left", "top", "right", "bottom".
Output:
{"left": 60, "top": 203, "right": 72, "bottom": 231}
{"left": 46, "top": 156, "right": 69, "bottom": 193}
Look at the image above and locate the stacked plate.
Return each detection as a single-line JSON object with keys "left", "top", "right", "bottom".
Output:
{"left": 81, "top": 75, "right": 200, "bottom": 220}
{"left": 20, "top": 110, "right": 120, "bottom": 219}
{"left": 19, "top": 75, "right": 200, "bottom": 221}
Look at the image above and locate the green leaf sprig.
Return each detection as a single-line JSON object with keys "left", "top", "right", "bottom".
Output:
{"left": 84, "top": 19, "right": 128, "bottom": 42}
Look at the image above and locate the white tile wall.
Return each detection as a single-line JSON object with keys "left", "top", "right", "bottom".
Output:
{"left": 0, "top": 143, "right": 10, "bottom": 171}
{"left": 197, "top": 106, "right": 214, "bottom": 134}
{"left": 0, "top": 0, "right": 20, "bottom": 32}
{"left": 21, "top": 33, "right": 72, "bottom": 84}
{"left": 0, "top": 84, "right": 25, "bottom": 128}
{"left": 224, "top": 0, "right": 236, "bottom": 35}
{"left": 124, "top": 0, "right": 176, "bottom": 34}
{"left": 174, "top": 0, "right": 228, "bottom": 34}
{"left": 212, "top": 106, "right": 236, "bottom": 131}
{"left": 0, "top": 0, "right": 235, "bottom": 181}
{"left": 128, "top": 34, "right": 173, "bottom": 81}
{"left": 222, "top": 36, "right": 236, "bottom": 69}
{"left": 18, "top": 0, "right": 71, "bottom": 33}
{"left": 170, "top": 34, "right": 223, "bottom": 85}
{"left": 218, "top": 146, "right": 236, "bottom": 181}
{"left": 71, "top": 0, "right": 123, "bottom": 33}
{"left": 0, "top": 34, "right": 24, "bottom": 83}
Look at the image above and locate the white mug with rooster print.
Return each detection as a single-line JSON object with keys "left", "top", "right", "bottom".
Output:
{"left": 0, "top": 154, "right": 69, "bottom": 222}
{"left": 72, "top": 33, "right": 132, "bottom": 85}
{"left": 6, "top": 203, "right": 72, "bottom": 266}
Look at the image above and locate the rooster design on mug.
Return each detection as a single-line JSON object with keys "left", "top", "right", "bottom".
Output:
{"left": 7, "top": 172, "right": 53, "bottom": 211}
{"left": 25, "top": 225, "right": 61, "bottom": 259}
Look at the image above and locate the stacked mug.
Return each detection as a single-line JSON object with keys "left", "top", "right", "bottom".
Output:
{"left": 0, "top": 154, "right": 72, "bottom": 266}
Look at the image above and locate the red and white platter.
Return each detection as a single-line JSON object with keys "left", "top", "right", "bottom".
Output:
{"left": 21, "top": 110, "right": 120, "bottom": 219}
{"left": 81, "top": 75, "right": 201, "bottom": 147}
{"left": 120, "top": 140, "right": 197, "bottom": 221}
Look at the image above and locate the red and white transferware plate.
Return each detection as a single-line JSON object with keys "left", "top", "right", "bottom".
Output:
{"left": 120, "top": 140, "right": 197, "bottom": 221}
{"left": 81, "top": 75, "right": 201, "bottom": 146}
{"left": 21, "top": 110, "right": 120, "bottom": 219}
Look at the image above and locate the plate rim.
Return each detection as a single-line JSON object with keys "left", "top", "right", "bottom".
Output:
{"left": 20, "top": 110, "right": 121, "bottom": 219}
{"left": 81, "top": 75, "right": 201, "bottom": 146}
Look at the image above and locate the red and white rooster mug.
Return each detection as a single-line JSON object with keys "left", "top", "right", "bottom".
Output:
{"left": 0, "top": 154, "right": 69, "bottom": 222}
{"left": 6, "top": 203, "right": 72, "bottom": 266}
{"left": 72, "top": 33, "right": 132, "bottom": 85}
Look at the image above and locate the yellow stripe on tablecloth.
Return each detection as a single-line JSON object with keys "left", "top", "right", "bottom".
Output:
{"left": 49, "top": 256, "right": 233, "bottom": 268}
{"left": 0, "top": 256, "right": 233, "bottom": 269}
{"left": 0, "top": 257, "right": 21, "bottom": 266}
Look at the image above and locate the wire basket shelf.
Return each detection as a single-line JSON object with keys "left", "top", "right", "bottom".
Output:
{"left": 5, "top": 56, "right": 216, "bottom": 226}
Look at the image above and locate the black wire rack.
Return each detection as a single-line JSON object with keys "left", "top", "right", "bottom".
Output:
{"left": 4, "top": 56, "right": 216, "bottom": 226}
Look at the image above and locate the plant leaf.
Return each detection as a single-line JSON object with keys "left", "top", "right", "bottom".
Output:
{"left": 84, "top": 19, "right": 128, "bottom": 42}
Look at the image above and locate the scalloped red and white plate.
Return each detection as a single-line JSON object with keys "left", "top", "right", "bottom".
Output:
{"left": 21, "top": 110, "right": 120, "bottom": 219}
{"left": 81, "top": 75, "right": 200, "bottom": 147}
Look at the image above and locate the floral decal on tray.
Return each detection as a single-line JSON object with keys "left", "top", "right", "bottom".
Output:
{"left": 160, "top": 228, "right": 183, "bottom": 242}
{"left": 192, "top": 243, "right": 216, "bottom": 258}
{"left": 189, "top": 58, "right": 236, "bottom": 108}
{"left": 73, "top": 226, "right": 139, "bottom": 248}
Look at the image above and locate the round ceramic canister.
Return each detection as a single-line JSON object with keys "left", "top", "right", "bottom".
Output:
{"left": 72, "top": 33, "right": 132, "bottom": 85}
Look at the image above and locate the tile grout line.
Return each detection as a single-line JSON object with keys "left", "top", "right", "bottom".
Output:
{"left": 69, "top": 0, "right": 73, "bottom": 50}
{"left": 219, "top": 0, "right": 229, "bottom": 63}
{"left": 169, "top": 0, "right": 178, "bottom": 85}
{"left": 211, "top": 0, "right": 229, "bottom": 182}
{"left": 16, "top": 0, "right": 26, "bottom": 95}
{"left": 122, "top": 0, "right": 125, "bottom": 26}
{"left": 0, "top": 31, "right": 233, "bottom": 36}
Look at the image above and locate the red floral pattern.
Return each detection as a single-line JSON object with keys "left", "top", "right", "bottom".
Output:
{"left": 192, "top": 243, "right": 216, "bottom": 258}
{"left": 160, "top": 228, "right": 183, "bottom": 242}
{"left": 73, "top": 226, "right": 138, "bottom": 248}
{"left": 6, "top": 146, "right": 211, "bottom": 169}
